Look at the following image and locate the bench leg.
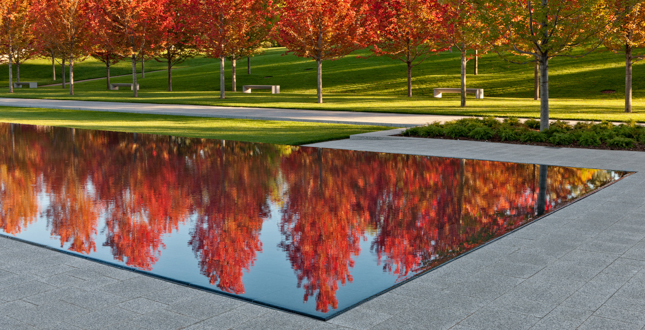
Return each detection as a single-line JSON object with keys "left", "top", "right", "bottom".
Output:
{"left": 433, "top": 92, "right": 442, "bottom": 98}
{"left": 243, "top": 87, "right": 251, "bottom": 94}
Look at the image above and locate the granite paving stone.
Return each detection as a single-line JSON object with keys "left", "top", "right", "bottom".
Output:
{"left": 98, "top": 276, "right": 173, "bottom": 299}
{"left": 166, "top": 293, "right": 244, "bottom": 319}
{"left": 593, "top": 297, "right": 645, "bottom": 327}
{"left": 117, "top": 297, "right": 169, "bottom": 314}
{"left": 0, "top": 280, "right": 56, "bottom": 301}
{"left": 528, "top": 306, "right": 593, "bottom": 330}
{"left": 232, "top": 310, "right": 328, "bottom": 330}
{"left": 456, "top": 307, "right": 540, "bottom": 330}
{"left": 111, "top": 309, "right": 198, "bottom": 330}
{"left": 184, "top": 304, "right": 272, "bottom": 330}
{"left": 578, "top": 316, "right": 642, "bottom": 330}
{"left": 66, "top": 306, "right": 140, "bottom": 330}
{"left": 0, "top": 315, "right": 36, "bottom": 330}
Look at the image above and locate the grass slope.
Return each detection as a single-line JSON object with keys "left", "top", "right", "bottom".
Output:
{"left": 0, "top": 107, "right": 388, "bottom": 145}
{"left": 1, "top": 47, "right": 644, "bottom": 121}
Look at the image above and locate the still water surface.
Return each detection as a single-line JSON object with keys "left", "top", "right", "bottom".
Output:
{"left": 0, "top": 124, "right": 626, "bottom": 318}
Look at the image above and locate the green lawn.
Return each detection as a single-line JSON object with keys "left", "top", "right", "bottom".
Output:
{"left": 0, "top": 107, "right": 388, "bottom": 145}
{"left": 1, "top": 47, "right": 644, "bottom": 122}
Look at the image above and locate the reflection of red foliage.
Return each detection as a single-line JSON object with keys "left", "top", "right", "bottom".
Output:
{"left": 188, "top": 142, "right": 275, "bottom": 294}
{"left": 279, "top": 148, "right": 367, "bottom": 313}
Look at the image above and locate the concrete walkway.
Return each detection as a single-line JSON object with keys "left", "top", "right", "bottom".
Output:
{"left": 1, "top": 129, "right": 645, "bottom": 329}
{"left": 0, "top": 98, "right": 475, "bottom": 127}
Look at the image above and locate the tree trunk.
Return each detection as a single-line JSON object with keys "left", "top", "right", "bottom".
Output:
{"left": 220, "top": 56, "right": 225, "bottom": 99}
{"left": 232, "top": 57, "right": 237, "bottom": 92}
{"left": 106, "top": 61, "right": 111, "bottom": 90}
{"left": 52, "top": 52, "right": 56, "bottom": 81}
{"left": 474, "top": 50, "right": 479, "bottom": 75}
{"left": 132, "top": 54, "right": 138, "bottom": 97}
{"left": 62, "top": 58, "right": 66, "bottom": 89}
{"left": 317, "top": 58, "right": 323, "bottom": 104}
{"left": 626, "top": 43, "right": 633, "bottom": 113}
{"left": 247, "top": 57, "right": 251, "bottom": 74}
{"left": 407, "top": 61, "right": 412, "bottom": 97}
{"left": 16, "top": 62, "right": 20, "bottom": 83}
{"left": 8, "top": 48, "right": 13, "bottom": 93}
{"left": 460, "top": 50, "right": 467, "bottom": 107}
{"left": 539, "top": 55, "right": 549, "bottom": 131}
{"left": 141, "top": 56, "right": 145, "bottom": 78}
{"left": 534, "top": 59, "right": 539, "bottom": 100}
{"left": 168, "top": 57, "right": 172, "bottom": 92}
{"left": 536, "top": 164, "right": 548, "bottom": 216}
{"left": 69, "top": 58, "right": 74, "bottom": 96}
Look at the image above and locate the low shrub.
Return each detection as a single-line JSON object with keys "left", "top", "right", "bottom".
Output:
{"left": 498, "top": 128, "right": 519, "bottom": 141}
{"left": 599, "top": 130, "right": 617, "bottom": 142}
{"left": 614, "top": 125, "right": 636, "bottom": 139}
{"left": 593, "top": 120, "right": 615, "bottom": 132}
{"left": 550, "top": 120, "right": 572, "bottom": 131}
{"left": 549, "top": 133, "right": 576, "bottom": 145}
{"left": 420, "top": 124, "right": 445, "bottom": 137}
{"left": 503, "top": 117, "right": 521, "bottom": 127}
{"left": 577, "top": 132, "right": 601, "bottom": 147}
{"left": 607, "top": 137, "right": 635, "bottom": 149}
{"left": 525, "top": 119, "right": 540, "bottom": 130}
{"left": 402, "top": 127, "right": 421, "bottom": 137}
{"left": 445, "top": 124, "right": 470, "bottom": 138}
{"left": 482, "top": 116, "right": 500, "bottom": 128}
{"left": 520, "top": 131, "right": 547, "bottom": 143}
{"left": 469, "top": 126, "right": 494, "bottom": 140}
{"left": 574, "top": 122, "right": 594, "bottom": 130}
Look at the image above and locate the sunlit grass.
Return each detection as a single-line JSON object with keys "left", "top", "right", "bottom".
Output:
{"left": 1, "top": 47, "right": 644, "bottom": 122}
{"left": 0, "top": 107, "right": 389, "bottom": 145}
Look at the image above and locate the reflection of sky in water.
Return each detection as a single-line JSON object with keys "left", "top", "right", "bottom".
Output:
{"left": 0, "top": 123, "right": 628, "bottom": 319}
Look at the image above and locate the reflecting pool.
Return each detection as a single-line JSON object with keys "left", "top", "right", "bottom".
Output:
{"left": 0, "top": 123, "right": 627, "bottom": 319}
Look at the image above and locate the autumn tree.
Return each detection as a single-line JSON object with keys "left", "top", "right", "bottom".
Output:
{"left": 7, "top": 14, "right": 37, "bottom": 83}
{"left": 602, "top": 0, "right": 645, "bottom": 113}
{"left": 152, "top": 0, "right": 198, "bottom": 91}
{"left": 436, "top": 0, "right": 487, "bottom": 107}
{"left": 475, "top": 0, "right": 627, "bottom": 130}
{"left": 191, "top": 0, "right": 274, "bottom": 98}
{"left": 368, "top": 0, "right": 446, "bottom": 97}
{"left": 87, "top": 2, "right": 127, "bottom": 90}
{"left": 0, "top": 0, "right": 31, "bottom": 93}
{"left": 278, "top": 0, "right": 368, "bottom": 103}
{"left": 33, "top": 0, "right": 92, "bottom": 95}
{"left": 92, "top": 0, "right": 162, "bottom": 97}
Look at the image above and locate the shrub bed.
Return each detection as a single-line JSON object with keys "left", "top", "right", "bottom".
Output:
{"left": 402, "top": 117, "right": 645, "bottom": 151}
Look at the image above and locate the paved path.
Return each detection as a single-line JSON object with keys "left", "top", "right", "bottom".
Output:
{"left": 1, "top": 130, "right": 645, "bottom": 329}
{"left": 0, "top": 98, "right": 475, "bottom": 127}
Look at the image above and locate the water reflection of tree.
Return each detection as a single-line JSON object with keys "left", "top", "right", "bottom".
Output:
{"left": 188, "top": 141, "right": 283, "bottom": 294}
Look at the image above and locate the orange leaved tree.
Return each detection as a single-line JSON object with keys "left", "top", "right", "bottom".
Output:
{"left": 33, "top": 0, "right": 92, "bottom": 95}
{"left": 278, "top": 0, "right": 369, "bottom": 103}
{"left": 367, "top": 0, "right": 446, "bottom": 97}
{"left": 602, "top": 0, "right": 645, "bottom": 113}
{"left": 0, "top": 0, "right": 31, "bottom": 93}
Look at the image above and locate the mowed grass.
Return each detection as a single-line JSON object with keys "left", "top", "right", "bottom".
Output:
{"left": 1, "top": 47, "right": 645, "bottom": 121}
{"left": 0, "top": 107, "right": 389, "bottom": 145}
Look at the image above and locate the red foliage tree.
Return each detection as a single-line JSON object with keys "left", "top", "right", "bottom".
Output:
{"left": 278, "top": 0, "right": 369, "bottom": 103}
{"left": 367, "top": 0, "right": 446, "bottom": 97}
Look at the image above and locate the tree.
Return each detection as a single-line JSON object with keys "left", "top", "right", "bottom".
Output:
{"left": 436, "top": 0, "right": 487, "bottom": 107}
{"left": 191, "top": 0, "right": 274, "bottom": 98}
{"left": 33, "top": 0, "right": 92, "bottom": 95}
{"left": 602, "top": 0, "right": 645, "bottom": 113}
{"left": 92, "top": 0, "right": 163, "bottom": 97}
{"left": 278, "top": 0, "right": 368, "bottom": 103}
{"left": 368, "top": 0, "right": 446, "bottom": 97}
{"left": 87, "top": 2, "right": 127, "bottom": 91}
{"left": 475, "top": 0, "right": 627, "bottom": 130}
{"left": 153, "top": 0, "right": 198, "bottom": 91}
{"left": 0, "top": 0, "right": 31, "bottom": 93}
{"left": 8, "top": 16, "right": 37, "bottom": 83}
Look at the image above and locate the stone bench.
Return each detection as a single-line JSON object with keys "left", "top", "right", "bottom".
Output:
{"left": 110, "top": 83, "right": 139, "bottom": 91}
{"left": 242, "top": 85, "right": 280, "bottom": 94}
{"left": 434, "top": 88, "right": 484, "bottom": 99}
{"left": 14, "top": 82, "right": 37, "bottom": 88}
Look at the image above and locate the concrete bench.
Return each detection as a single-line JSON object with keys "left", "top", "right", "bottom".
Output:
{"left": 14, "top": 82, "right": 37, "bottom": 88}
{"left": 110, "top": 83, "right": 139, "bottom": 91}
{"left": 434, "top": 88, "right": 484, "bottom": 99}
{"left": 242, "top": 85, "right": 280, "bottom": 94}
